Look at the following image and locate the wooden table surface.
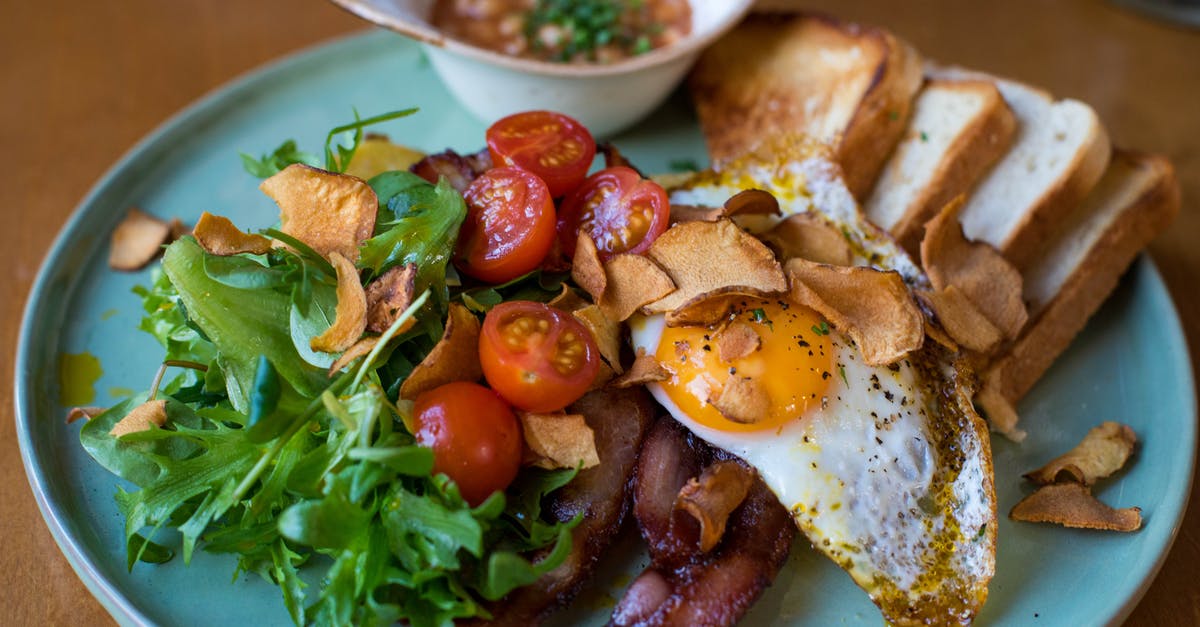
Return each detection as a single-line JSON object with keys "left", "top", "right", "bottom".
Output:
{"left": 2, "top": 0, "right": 1196, "bottom": 624}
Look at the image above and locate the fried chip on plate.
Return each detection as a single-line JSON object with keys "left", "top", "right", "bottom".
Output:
{"left": 709, "top": 376, "right": 770, "bottom": 425}
{"left": 572, "top": 304, "right": 624, "bottom": 374}
{"left": 365, "top": 263, "right": 418, "bottom": 334}
{"left": 920, "top": 285, "right": 1004, "bottom": 354}
{"left": 670, "top": 188, "right": 781, "bottom": 224}
{"left": 65, "top": 406, "right": 105, "bottom": 424}
{"left": 760, "top": 212, "right": 854, "bottom": 267}
{"left": 193, "top": 211, "right": 273, "bottom": 256}
{"left": 664, "top": 286, "right": 776, "bottom": 327}
{"left": 1009, "top": 482, "right": 1142, "bottom": 532}
{"left": 785, "top": 257, "right": 924, "bottom": 366}
{"left": 921, "top": 197, "right": 1027, "bottom": 340}
{"left": 548, "top": 283, "right": 588, "bottom": 312}
{"left": 399, "top": 303, "right": 482, "bottom": 400}
{"left": 611, "top": 350, "right": 671, "bottom": 389}
{"left": 109, "top": 208, "right": 171, "bottom": 271}
{"left": 110, "top": 399, "right": 167, "bottom": 437}
{"left": 518, "top": 411, "right": 600, "bottom": 470}
{"left": 714, "top": 321, "right": 761, "bottom": 362}
{"left": 976, "top": 378, "right": 1026, "bottom": 442}
{"left": 645, "top": 219, "right": 786, "bottom": 314}
{"left": 259, "top": 163, "right": 377, "bottom": 261}
{"left": 674, "top": 460, "right": 755, "bottom": 552}
{"left": 600, "top": 253, "right": 676, "bottom": 322}
{"left": 571, "top": 232, "right": 607, "bottom": 301}
{"left": 327, "top": 336, "right": 380, "bottom": 377}
{"left": 1025, "top": 421, "right": 1137, "bottom": 486}
{"left": 310, "top": 252, "right": 367, "bottom": 353}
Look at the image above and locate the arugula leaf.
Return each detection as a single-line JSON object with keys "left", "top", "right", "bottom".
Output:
{"left": 324, "top": 108, "right": 418, "bottom": 173}
{"left": 127, "top": 532, "right": 174, "bottom": 569}
{"left": 162, "top": 237, "right": 327, "bottom": 410}
{"left": 240, "top": 140, "right": 321, "bottom": 179}
{"left": 132, "top": 269, "right": 216, "bottom": 365}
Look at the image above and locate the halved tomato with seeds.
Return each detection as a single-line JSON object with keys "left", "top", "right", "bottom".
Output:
{"left": 479, "top": 301, "right": 600, "bottom": 413}
{"left": 486, "top": 110, "right": 596, "bottom": 198}
{"left": 557, "top": 166, "right": 669, "bottom": 261}
{"left": 455, "top": 167, "right": 557, "bottom": 284}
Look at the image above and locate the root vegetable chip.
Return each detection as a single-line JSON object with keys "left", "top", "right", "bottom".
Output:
{"left": 571, "top": 232, "right": 607, "bottom": 302}
{"left": 365, "top": 263, "right": 417, "bottom": 334}
{"left": 168, "top": 218, "right": 191, "bottom": 242}
{"left": 786, "top": 258, "right": 924, "bottom": 366}
{"left": 760, "top": 213, "right": 853, "bottom": 267}
{"left": 399, "top": 303, "right": 482, "bottom": 400}
{"left": 572, "top": 304, "right": 624, "bottom": 374}
{"left": 921, "top": 197, "right": 1028, "bottom": 340}
{"left": 664, "top": 286, "right": 776, "bottom": 327}
{"left": 1025, "top": 421, "right": 1137, "bottom": 486}
{"left": 109, "top": 208, "right": 171, "bottom": 271}
{"left": 65, "top": 406, "right": 105, "bottom": 424}
{"left": 193, "top": 211, "right": 273, "bottom": 256}
{"left": 674, "top": 460, "right": 756, "bottom": 552}
{"left": 714, "top": 321, "right": 761, "bottom": 362}
{"left": 645, "top": 219, "right": 786, "bottom": 314}
{"left": 260, "top": 164, "right": 377, "bottom": 261}
{"left": 600, "top": 253, "right": 676, "bottom": 322}
{"left": 109, "top": 399, "right": 167, "bottom": 437}
{"left": 611, "top": 350, "right": 670, "bottom": 388}
{"left": 709, "top": 376, "right": 770, "bottom": 424}
{"left": 921, "top": 285, "right": 1004, "bottom": 354}
{"left": 310, "top": 253, "right": 367, "bottom": 353}
{"left": 976, "top": 379, "right": 1026, "bottom": 442}
{"left": 327, "top": 336, "right": 380, "bottom": 377}
{"left": 518, "top": 411, "right": 600, "bottom": 470}
{"left": 1009, "top": 482, "right": 1142, "bottom": 532}
{"left": 670, "top": 188, "right": 781, "bottom": 224}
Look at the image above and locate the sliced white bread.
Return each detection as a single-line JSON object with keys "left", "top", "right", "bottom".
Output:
{"left": 690, "top": 13, "right": 923, "bottom": 199}
{"left": 979, "top": 149, "right": 1180, "bottom": 420}
{"left": 926, "top": 65, "right": 1111, "bottom": 271}
{"left": 864, "top": 79, "right": 1017, "bottom": 256}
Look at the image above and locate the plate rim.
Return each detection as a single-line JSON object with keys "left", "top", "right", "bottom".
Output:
{"left": 13, "top": 29, "right": 1198, "bottom": 627}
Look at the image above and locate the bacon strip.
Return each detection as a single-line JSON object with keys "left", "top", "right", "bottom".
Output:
{"left": 612, "top": 418, "right": 795, "bottom": 627}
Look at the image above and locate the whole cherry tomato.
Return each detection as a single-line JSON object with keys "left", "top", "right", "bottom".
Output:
{"left": 486, "top": 110, "right": 596, "bottom": 198}
{"left": 479, "top": 301, "right": 600, "bottom": 412}
{"left": 455, "top": 167, "right": 556, "bottom": 284}
{"left": 411, "top": 381, "right": 522, "bottom": 506}
{"left": 557, "top": 166, "right": 669, "bottom": 261}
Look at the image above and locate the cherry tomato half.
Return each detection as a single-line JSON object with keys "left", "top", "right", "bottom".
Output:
{"left": 412, "top": 381, "right": 522, "bottom": 506}
{"left": 557, "top": 166, "right": 669, "bottom": 261}
{"left": 480, "top": 301, "right": 600, "bottom": 413}
{"left": 455, "top": 167, "right": 557, "bottom": 284}
{"left": 486, "top": 110, "right": 596, "bottom": 198}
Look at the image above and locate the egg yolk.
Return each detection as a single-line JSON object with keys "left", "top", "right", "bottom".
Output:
{"left": 654, "top": 299, "right": 834, "bottom": 433}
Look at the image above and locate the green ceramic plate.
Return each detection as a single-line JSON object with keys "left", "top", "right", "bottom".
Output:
{"left": 15, "top": 31, "right": 1196, "bottom": 626}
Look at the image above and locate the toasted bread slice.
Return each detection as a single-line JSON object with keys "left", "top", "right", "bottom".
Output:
{"left": 865, "top": 79, "right": 1017, "bottom": 256}
{"left": 690, "top": 13, "right": 923, "bottom": 199}
{"left": 978, "top": 150, "right": 1180, "bottom": 434}
{"left": 926, "top": 65, "right": 1111, "bottom": 270}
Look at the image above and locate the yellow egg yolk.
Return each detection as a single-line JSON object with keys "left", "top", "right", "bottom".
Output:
{"left": 654, "top": 299, "right": 834, "bottom": 433}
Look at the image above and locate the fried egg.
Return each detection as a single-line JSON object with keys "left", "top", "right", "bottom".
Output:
{"left": 635, "top": 139, "right": 997, "bottom": 624}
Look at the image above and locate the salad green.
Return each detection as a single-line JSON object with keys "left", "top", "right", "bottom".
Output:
{"left": 80, "top": 111, "right": 581, "bottom": 626}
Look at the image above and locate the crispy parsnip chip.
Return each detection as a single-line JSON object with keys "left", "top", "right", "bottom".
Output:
{"left": 365, "top": 263, "right": 418, "bottom": 334}
{"left": 310, "top": 253, "right": 367, "bottom": 353}
{"left": 665, "top": 286, "right": 774, "bottom": 327}
{"left": 715, "top": 321, "right": 762, "bottom": 362}
{"left": 327, "top": 336, "right": 380, "bottom": 377}
{"left": 109, "top": 208, "right": 171, "bottom": 271}
{"left": 600, "top": 253, "right": 676, "bottom": 322}
{"left": 193, "top": 211, "right": 273, "bottom": 256}
{"left": 518, "top": 412, "right": 600, "bottom": 470}
{"left": 548, "top": 284, "right": 588, "bottom": 312}
{"left": 168, "top": 218, "right": 191, "bottom": 241}
{"left": 1010, "top": 482, "right": 1142, "bottom": 532}
{"left": 1025, "top": 422, "right": 1137, "bottom": 486}
{"left": 921, "top": 197, "right": 1027, "bottom": 340}
{"left": 110, "top": 400, "right": 167, "bottom": 437}
{"left": 710, "top": 376, "right": 769, "bottom": 424}
{"left": 670, "top": 189, "right": 780, "bottom": 224}
{"left": 611, "top": 350, "right": 671, "bottom": 388}
{"left": 921, "top": 285, "right": 1004, "bottom": 353}
{"left": 786, "top": 258, "right": 924, "bottom": 366}
{"left": 976, "top": 379, "right": 1026, "bottom": 442}
{"left": 66, "top": 406, "right": 105, "bottom": 424}
{"left": 760, "top": 213, "right": 853, "bottom": 267}
{"left": 571, "top": 232, "right": 607, "bottom": 301}
{"left": 260, "top": 164, "right": 377, "bottom": 261}
{"left": 399, "top": 303, "right": 482, "bottom": 400}
{"left": 572, "top": 304, "right": 624, "bottom": 374}
{"left": 645, "top": 219, "right": 786, "bottom": 314}
{"left": 675, "top": 461, "right": 756, "bottom": 552}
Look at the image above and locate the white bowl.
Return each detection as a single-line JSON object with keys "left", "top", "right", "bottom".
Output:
{"left": 329, "top": 0, "right": 754, "bottom": 137}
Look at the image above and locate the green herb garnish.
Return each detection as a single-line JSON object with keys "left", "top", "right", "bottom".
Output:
{"left": 812, "top": 321, "right": 830, "bottom": 336}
